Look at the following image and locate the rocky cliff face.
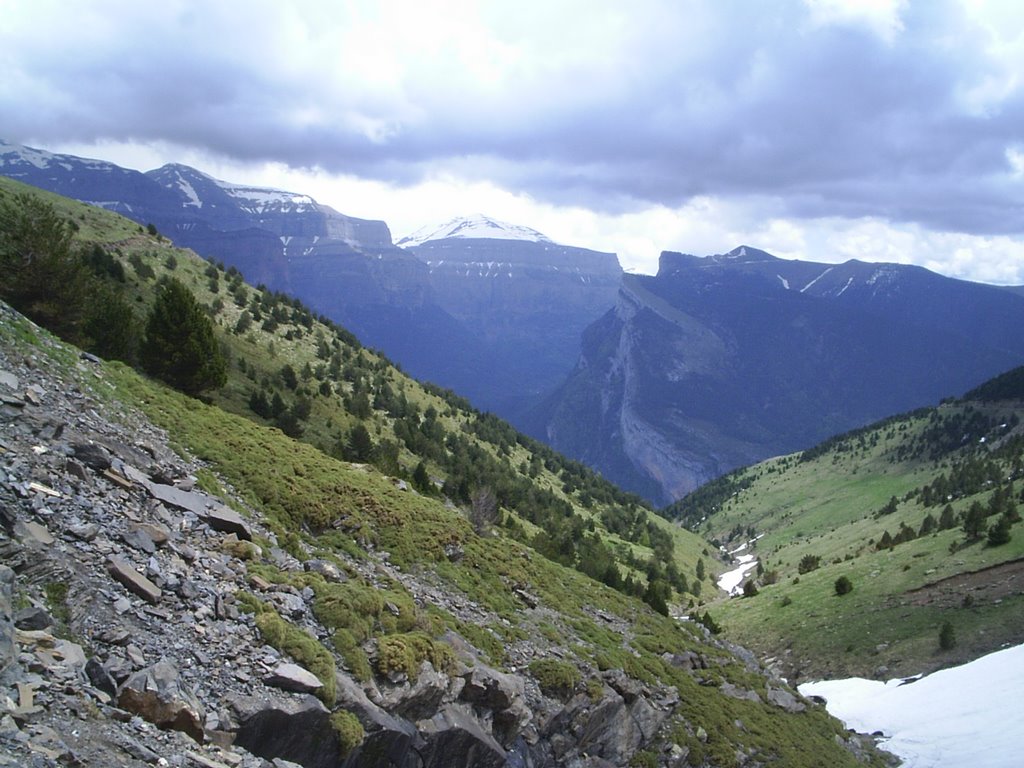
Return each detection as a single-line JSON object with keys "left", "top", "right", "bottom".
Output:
{"left": 401, "top": 228, "right": 622, "bottom": 418}
{"left": 540, "top": 248, "right": 1024, "bottom": 505}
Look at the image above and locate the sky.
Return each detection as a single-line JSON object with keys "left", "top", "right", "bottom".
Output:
{"left": 3, "top": 0, "right": 1024, "bottom": 283}
{"left": 800, "top": 641, "right": 1024, "bottom": 767}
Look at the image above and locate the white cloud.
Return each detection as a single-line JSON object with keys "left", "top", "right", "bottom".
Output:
{"left": 5, "top": 1, "right": 1024, "bottom": 286}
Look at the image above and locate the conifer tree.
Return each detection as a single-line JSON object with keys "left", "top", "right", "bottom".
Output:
{"left": 140, "top": 278, "right": 226, "bottom": 397}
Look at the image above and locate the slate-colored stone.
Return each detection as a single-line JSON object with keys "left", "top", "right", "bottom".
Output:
{"left": 265, "top": 663, "right": 323, "bottom": 694}
{"left": 146, "top": 482, "right": 212, "bottom": 516}
{"left": 72, "top": 442, "right": 112, "bottom": 471}
{"left": 86, "top": 657, "right": 118, "bottom": 698}
{"left": 14, "top": 606, "right": 52, "bottom": 631}
{"left": 107, "top": 556, "right": 162, "bottom": 604}
{"left": 201, "top": 505, "right": 252, "bottom": 541}
{"left": 228, "top": 693, "right": 350, "bottom": 768}
{"left": 0, "top": 566, "right": 16, "bottom": 680}
{"left": 418, "top": 705, "right": 507, "bottom": 768}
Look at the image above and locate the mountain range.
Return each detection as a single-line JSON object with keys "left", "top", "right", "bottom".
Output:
{"left": 0, "top": 141, "right": 620, "bottom": 421}
{"left": 4, "top": 140, "right": 1024, "bottom": 506}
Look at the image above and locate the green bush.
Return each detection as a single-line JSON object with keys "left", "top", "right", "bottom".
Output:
{"left": 528, "top": 658, "right": 581, "bottom": 700}
{"left": 376, "top": 632, "right": 455, "bottom": 680}
{"left": 834, "top": 576, "right": 853, "bottom": 596}
{"left": 797, "top": 554, "right": 821, "bottom": 575}
{"left": 330, "top": 710, "right": 365, "bottom": 756}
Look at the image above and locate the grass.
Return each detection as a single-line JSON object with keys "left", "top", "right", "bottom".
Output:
{"left": 699, "top": 405, "right": 1024, "bottom": 680}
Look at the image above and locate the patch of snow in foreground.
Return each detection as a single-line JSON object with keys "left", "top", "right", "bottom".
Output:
{"left": 799, "top": 643, "right": 1024, "bottom": 767}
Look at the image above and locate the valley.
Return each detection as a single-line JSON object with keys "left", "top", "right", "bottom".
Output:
{"left": 6, "top": 141, "right": 1024, "bottom": 509}
{"left": 2, "top": 151, "right": 1023, "bottom": 767}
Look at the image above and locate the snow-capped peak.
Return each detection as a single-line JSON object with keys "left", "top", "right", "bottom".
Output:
{"left": 397, "top": 214, "right": 554, "bottom": 247}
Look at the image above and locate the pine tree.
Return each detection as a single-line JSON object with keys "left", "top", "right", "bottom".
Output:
{"left": 987, "top": 513, "right": 1012, "bottom": 547}
{"left": 140, "top": 278, "right": 226, "bottom": 397}
{"left": 344, "top": 424, "right": 375, "bottom": 463}
{"left": 939, "top": 621, "right": 956, "bottom": 650}
{"left": 0, "top": 193, "right": 89, "bottom": 341}
{"left": 962, "top": 501, "right": 988, "bottom": 540}
{"left": 938, "top": 504, "right": 957, "bottom": 531}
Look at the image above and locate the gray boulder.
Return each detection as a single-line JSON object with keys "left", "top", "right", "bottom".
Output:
{"left": 0, "top": 566, "right": 17, "bottom": 682}
{"left": 418, "top": 705, "right": 507, "bottom": 768}
{"left": 117, "top": 660, "right": 205, "bottom": 742}
{"left": 228, "top": 693, "right": 345, "bottom": 768}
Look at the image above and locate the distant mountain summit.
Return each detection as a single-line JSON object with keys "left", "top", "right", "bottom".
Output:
{"left": 398, "top": 216, "right": 622, "bottom": 418}
{"left": 398, "top": 214, "right": 553, "bottom": 247}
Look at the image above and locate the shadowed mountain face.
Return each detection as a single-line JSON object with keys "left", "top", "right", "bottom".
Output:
{"left": 0, "top": 142, "right": 622, "bottom": 419}
{"left": 535, "top": 247, "right": 1024, "bottom": 505}
{"left": 401, "top": 230, "right": 622, "bottom": 417}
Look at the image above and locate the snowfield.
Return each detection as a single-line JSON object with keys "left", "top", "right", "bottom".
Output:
{"left": 799, "top": 642, "right": 1024, "bottom": 767}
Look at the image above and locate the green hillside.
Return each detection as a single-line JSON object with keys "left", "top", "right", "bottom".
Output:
{"left": 668, "top": 392, "right": 1024, "bottom": 681}
{"left": 0, "top": 177, "right": 891, "bottom": 766}
{"left": 0, "top": 174, "right": 716, "bottom": 611}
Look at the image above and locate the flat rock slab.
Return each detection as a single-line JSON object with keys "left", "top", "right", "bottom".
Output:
{"left": 15, "top": 520, "right": 55, "bottom": 546}
{"left": 201, "top": 505, "right": 252, "bottom": 541}
{"left": 146, "top": 482, "right": 213, "bottom": 516}
{"left": 265, "top": 663, "right": 323, "bottom": 694}
{"left": 107, "top": 556, "right": 162, "bottom": 604}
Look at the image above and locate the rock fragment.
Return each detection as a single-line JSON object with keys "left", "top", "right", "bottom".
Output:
{"left": 107, "top": 556, "right": 163, "bottom": 604}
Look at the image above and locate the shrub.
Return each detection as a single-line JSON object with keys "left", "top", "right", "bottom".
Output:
{"left": 797, "top": 554, "right": 821, "bottom": 574}
{"left": 376, "top": 632, "right": 455, "bottom": 680}
{"left": 529, "top": 658, "right": 581, "bottom": 700}
{"left": 834, "top": 576, "right": 853, "bottom": 596}
{"left": 742, "top": 579, "right": 759, "bottom": 597}
{"left": 254, "top": 610, "right": 336, "bottom": 705}
{"left": 330, "top": 710, "right": 365, "bottom": 756}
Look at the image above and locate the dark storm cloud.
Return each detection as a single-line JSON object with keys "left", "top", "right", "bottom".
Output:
{"left": 2, "top": 0, "right": 1022, "bottom": 236}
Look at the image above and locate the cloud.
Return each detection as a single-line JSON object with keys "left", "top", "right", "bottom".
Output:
{"left": 2, "top": 0, "right": 1023, "bottom": 282}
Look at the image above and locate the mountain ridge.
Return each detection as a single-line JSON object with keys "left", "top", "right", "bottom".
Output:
{"left": 536, "top": 247, "right": 1024, "bottom": 504}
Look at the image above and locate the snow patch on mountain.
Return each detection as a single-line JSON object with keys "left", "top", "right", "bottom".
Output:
{"left": 398, "top": 214, "right": 554, "bottom": 247}
{"left": 216, "top": 182, "right": 315, "bottom": 214}
{"left": 151, "top": 163, "right": 316, "bottom": 214}
{"left": 0, "top": 140, "right": 119, "bottom": 172}
{"left": 175, "top": 176, "right": 202, "bottom": 209}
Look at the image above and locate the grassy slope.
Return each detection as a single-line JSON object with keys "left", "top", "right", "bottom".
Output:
{"left": 678, "top": 404, "right": 1024, "bottom": 681}
{"left": 0, "top": 183, "right": 890, "bottom": 766}
{"left": 0, "top": 174, "right": 718, "bottom": 604}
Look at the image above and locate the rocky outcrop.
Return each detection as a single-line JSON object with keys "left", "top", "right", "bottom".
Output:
{"left": 228, "top": 693, "right": 349, "bottom": 768}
